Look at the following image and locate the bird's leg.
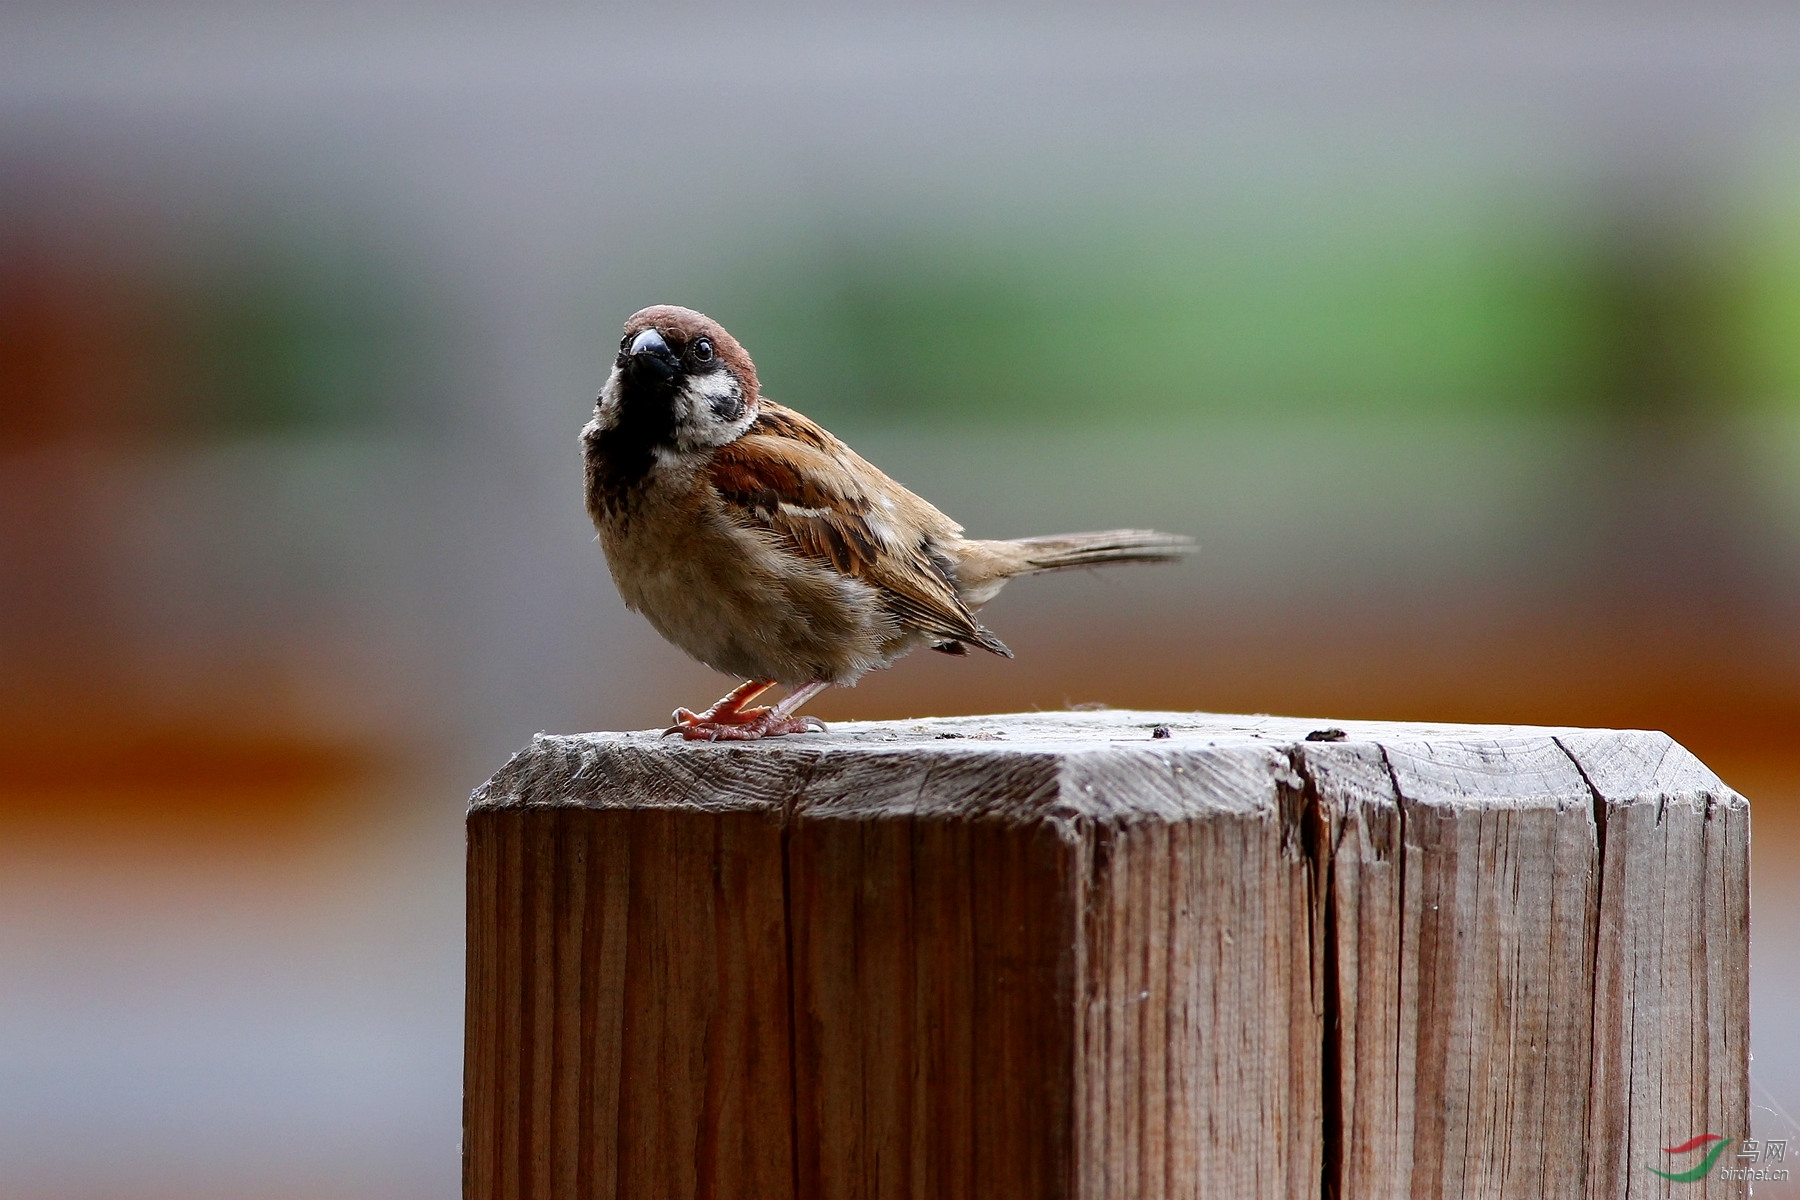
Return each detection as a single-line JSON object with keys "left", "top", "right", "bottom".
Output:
{"left": 664, "top": 680, "right": 830, "bottom": 742}
{"left": 766, "top": 680, "right": 831, "bottom": 725}
{"left": 667, "top": 679, "right": 774, "bottom": 730}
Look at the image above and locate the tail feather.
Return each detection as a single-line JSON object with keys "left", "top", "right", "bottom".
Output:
{"left": 1008, "top": 529, "right": 1197, "bottom": 573}
{"left": 952, "top": 529, "right": 1195, "bottom": 608}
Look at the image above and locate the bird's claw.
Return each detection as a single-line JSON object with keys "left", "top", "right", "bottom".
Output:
{"left": 661, "top": 713, "right": 827, "bottom": 741}
{"left": 669, "top": 698, "right": 766, "bottom": 726}
{"left": 663, "top": 702, "right": 771, "bottom": 736}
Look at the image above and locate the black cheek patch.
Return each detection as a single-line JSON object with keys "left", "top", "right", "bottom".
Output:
{"left": 711, "top": 394, "right": 745, "bottom": 422}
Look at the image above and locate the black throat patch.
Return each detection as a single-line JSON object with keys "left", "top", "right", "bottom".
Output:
{"left": 584, "top": 375, "right": 679, "bottom": 519}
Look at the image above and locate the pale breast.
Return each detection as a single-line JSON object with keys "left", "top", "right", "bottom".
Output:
{"left": 597, "top": 465, "right": 904, "bottom": 686}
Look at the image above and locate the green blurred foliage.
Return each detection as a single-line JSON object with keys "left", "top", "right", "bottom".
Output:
{"left": 171, "top": 239, "right": 433, "bottom": 435}
{"left": 1730, "top": 215, "right": 1800, "bottom": 409}
{"left": 709, "top": 201, "right": 1800, "bottom": 427}
{"left": 0, "top": 219, "right": 436, "bottom": 447}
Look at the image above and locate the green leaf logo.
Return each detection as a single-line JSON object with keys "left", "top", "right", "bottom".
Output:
{"left": 1649, "top": 1134, "right": 1733, "bottom": 1183}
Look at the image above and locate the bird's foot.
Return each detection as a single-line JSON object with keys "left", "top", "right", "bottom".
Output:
{"left": 664, "top": 711, "right": 827, "bottom": 741}
{"left": 661, "top": 679, "right": 831, "bottom": 740}
{"left": 669, "top": 703, "right": 765, "bottom": 728}
{"left": 664, "top": 679, "right": 775, "bottom": 731}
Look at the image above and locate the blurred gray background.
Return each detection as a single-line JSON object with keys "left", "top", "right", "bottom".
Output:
{"left": 2, "top": 4, "right": 1797, "bottom": 1196}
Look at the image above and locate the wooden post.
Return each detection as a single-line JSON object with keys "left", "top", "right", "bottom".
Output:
{"left": 463, "top": 712, "right": 1750, "bottom": 1200}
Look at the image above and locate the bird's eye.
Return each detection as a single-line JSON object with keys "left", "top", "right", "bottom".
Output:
{"left": 692, "top": 337, "right": 714, "bottom": 364}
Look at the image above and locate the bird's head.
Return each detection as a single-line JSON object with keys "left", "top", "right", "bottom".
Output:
{"left": 596, "top": 305, "right": 760, "bottom": 454}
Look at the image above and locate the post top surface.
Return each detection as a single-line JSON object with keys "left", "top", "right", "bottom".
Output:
{"left": 546, "top": 709, "right": 1576, "bottom": 751}
{"left": 470, "top": 710, "right": 1742, "bottom": 821}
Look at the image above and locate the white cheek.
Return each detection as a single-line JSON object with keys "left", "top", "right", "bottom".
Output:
{"left": 594, "top": 366, "right": 625, "bottom": 425}
{"left": 675, "top": 372, "right": 752, "bottom": 448}
{"left": 687, "top": 372, "right": 739, "bottom": 410}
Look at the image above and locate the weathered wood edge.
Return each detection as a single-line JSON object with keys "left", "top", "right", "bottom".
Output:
{"left": 464, "top": 713, "right": 1752, "bottom": 881}
{"left": 470, "top": 711, "right": 1749, "bottom": 822}
{"left": 1558, "top": 728, "right": 1752, "bottom": 1200}
{"left": 1553, "top": 727, "right": 1747, "bottom": 814}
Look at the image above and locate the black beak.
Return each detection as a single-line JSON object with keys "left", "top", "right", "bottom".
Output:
{"left": 624, "top": 328, "right": 678, "bottom": 382}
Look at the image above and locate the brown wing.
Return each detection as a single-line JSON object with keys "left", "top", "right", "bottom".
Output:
{"left": 708, "top": 404, "right": 1010, "bottom": 656}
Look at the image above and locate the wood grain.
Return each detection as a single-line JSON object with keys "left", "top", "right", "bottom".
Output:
{"left": 785, "top": 750, "right": 1080, "bottom": 1199}
{"left": 1560, "top": 729, "right": 1751, "bottom": 1200}
{"left": 463, "top": 711, "right": 1751, "bottom": 1200}
{"left": 1064, "top": 745, "right": 1321, "bottom": 1200}
{"left": 1299, "top": 740, "right": 1407, "bottom": 1200}
{"left": 1391, "top": 736, "right": 1599, "bottom": 1199}
{"left": 465, "top": 804, "right": 796, "bottom": 1200}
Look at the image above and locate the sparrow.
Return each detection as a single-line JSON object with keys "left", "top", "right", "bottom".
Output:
{"left": 582, "top": 305, "right": 1195, "bottom": 741}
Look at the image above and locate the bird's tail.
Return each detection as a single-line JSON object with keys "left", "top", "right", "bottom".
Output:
{"left": 1001, "top": 529, "right": 1196, "bottom": 573}
{"left": 953, "top": 529, "right": 1195, "bottom": 607}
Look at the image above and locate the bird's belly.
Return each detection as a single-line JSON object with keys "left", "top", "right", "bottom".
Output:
{"left": 603, "top": 514, "right": 896, "bottom": 686}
